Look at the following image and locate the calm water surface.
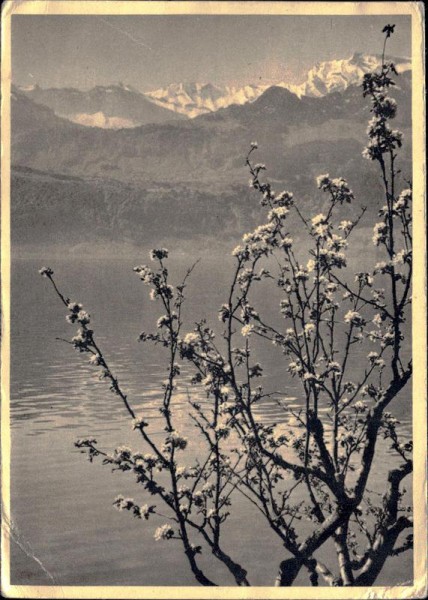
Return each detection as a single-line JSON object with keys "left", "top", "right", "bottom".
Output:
{"left": 10, "top": 256, "right": 412, "bottom": 586}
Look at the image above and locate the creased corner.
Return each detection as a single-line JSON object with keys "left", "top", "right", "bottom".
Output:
{"left": 1, "top": 508, "right": 58, "bottom": 587}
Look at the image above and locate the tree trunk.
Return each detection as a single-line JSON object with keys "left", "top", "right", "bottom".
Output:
{"left": 275, "top": 558, "right": 303, "bottom": 586}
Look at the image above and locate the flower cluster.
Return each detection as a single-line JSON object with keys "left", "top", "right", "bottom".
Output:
{"left": 268, "top": 206, "right": 289, "bottom": 222}
{"left": 394, "top": 188, "right": 412, "bottom": 213}
{"left": 150, "top": 284, "right": 174, "bottom": 302}
{"left": 273, "top": 190, "right": 294, "bottom": 208}
{"left": 240, "top": 222, "right": 279, "bottom": 258}
{"left": 164, "top": 431, "right": 188, "bottom": 451}
{"left": 71, "top": 327, "right": 92, "bottom": 351}
{"left": 316, "top": 174, "right": 354, "bottom": 204}
{"left": 344, "top": 310, "right": 366, "bottom": 328}
{"left": 311, "top": 213, "right": 329, "bottom": 239}
{"left": 133, "top": 264, "right": 156, "bottom": 284}
{"left": 318, "top": 248, "right": 347, "bottom": 269}
{"left": 75, "top": 437, "right": 100, "bottom": 462}
{"left": 154, "top": 524, "right": 175, "bottom": 541}
{"left": 157, "top": 312, "right": 178, "bottom": 329}
{"left": 362, "top": 62, "right": 403, "bottom": 161}
{"left": 133, "top": 258, "right": 174, "bottom": 302}
{"left": 214, "top": 417, "right": 231, "bottom": 440}
{"left": 132, "top": 414, "right": 149, "bottom": 430}
{"left": 150, "top": 248, "right": 169, "bottom": 261}
{"left": 241, "top": 323, "right": 254, "bottom": 337}
{"left": 355, "top": 272, "right": 374, "bottom": 287}
{"left": 367, "top": 351, "right": 385, "bottom": 368}
{"left": 113, "top": 495, "right": 155, "bottom": 520}
{"left": 38, "top": 266, "right": 54, "bottom": 277}
{"left": 338, "top": 220, "right": 354, "bottom": 234}
{"left": 373, "top": 261, "right": 394, "bottom": 276}
{"left": 66, "top": 300, "right": 90, "bottom": 326}
{"left": 363, "top": 126, "right": 402, "bottom": 161}
{"left": 218, "top": 304, "right": 231, "bottom": 323}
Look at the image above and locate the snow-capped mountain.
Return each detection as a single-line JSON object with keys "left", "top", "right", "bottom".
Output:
{"left": 143, "top": 53, "right": 411, "bottom": 117}
{"left": 17, "top": 82, "right": 185, "bottom": 128}
{"left": 280, "top": 52, "right": 411, "bottom": 98}
{"left": 12, "top": 70, "right": 412, "bottom": 251}
{"left": 144, "top": 82, "right": 268, "bottom": 118}
{"left": 16, "top": 53, "right": 411, "bottom": 126}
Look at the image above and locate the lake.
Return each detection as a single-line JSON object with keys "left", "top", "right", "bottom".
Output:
{"left": 9, "top": 254, "right": 413, "bottom": 587}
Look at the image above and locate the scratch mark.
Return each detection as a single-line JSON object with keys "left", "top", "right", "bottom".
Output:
{"left": 97, "top": 16, "right": 153, "bottom": 52}
{"left": 2, "top": 510, "right": 60, "bottom": 589}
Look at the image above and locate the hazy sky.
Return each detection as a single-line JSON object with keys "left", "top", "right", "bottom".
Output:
{"left": 12, "top": 15, "right": 411, "bottom": 91}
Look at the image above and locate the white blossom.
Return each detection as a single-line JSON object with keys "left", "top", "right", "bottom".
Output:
{"left": 183, "top": 332, "right": 199, "bottom": 345}
{"left": 89, "top": 353, "right": 101, "bottom": 365}
{"left": 306, "top": 259, "right": 316, "bottom": 273}
{"left": 327, "top": 361, "right": 342, "bottom": 375}
{"left": 280, "top": 237, "right": 293, "bottom": 250}
{"left": 295, "top": 270, "right": 309, "bottom": 282}
{"left": 311, "top": 213, "right": 327, "bottom": 227}
{"left": 327, "top": 234, "right": 348, "bottom": 250}
{"left": 133, "top": 414, "right": 149, "bottom": 429}
{"left": 344, "top": 310, "right": 366, "bottom": 327}
{"left": 373, "top": 313, "right": 383, "bottom": 327}
{"left": 288, "top": 361, "right": 303, "bottom": 376}
{"left": 316, "top": 174, "right": 330, "bottom": 190}
{"left": 304, "top": 323, "right": 315, "bottom": 336}
{"left": 373, "top": 222, "right": 388, "bottom": 246}
{"left": 166, "top": 431, "right": 188, "bottom": 450}
{"left": 268, "top": 206, "right": 289, "bottom": 221}
{"left": 220, "top": 384, "right": 232, "bottom": 396}
{"left": 354, "top": 400, "right": 367, "bottom": 412}
{"left": 338, "top": 220, "right": 353, "bottom": 232}
{"left": 154, "top": 524, "right": 175, "bottom": 541}
{"left": 39, "top": 266, "right": 54, "bottom": 277}
{"left": 241, "top": 324, "right": 254, "bottom": 337}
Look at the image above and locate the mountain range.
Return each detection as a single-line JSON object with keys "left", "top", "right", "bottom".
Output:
{"left": 16, "top": 82, "right": 185, "bottom": 128}
{"left": 146, "top": 53, "right": 410, "bottom": 118}
{"left": 12, "top": 71, "right": 411, "bottom": 183}
{"left": 11, "top": 57, "right": 412, "bottom": 254}
{"left": 17, "top": 53, "right": 411, "bottom": 126}
{"left": 145, "top": 82, "right": 267, "bottom": 119}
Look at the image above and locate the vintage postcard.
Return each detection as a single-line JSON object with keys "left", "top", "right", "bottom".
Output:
{"left": 1, "top": 1, "right": 426, "bottom": 598}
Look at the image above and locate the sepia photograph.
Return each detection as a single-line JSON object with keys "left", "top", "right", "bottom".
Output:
{"left": 1, "top": 1, "right": 426, "bottom": 598}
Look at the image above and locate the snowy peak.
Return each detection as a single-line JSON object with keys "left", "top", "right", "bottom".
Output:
{"left": 16, "top": 54, "right": 411, "bottom": 125}
{"left": 280, "top": 53, "right": 411, "bottom": 98}
{"left": 17, "top": 83, "right": 185, "bottom": 128}
{"left": 144, "top": 82, "right": 268, "bottom": 118}
{"left": 144, "top": 54, "right": 411, "bottom": 117}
